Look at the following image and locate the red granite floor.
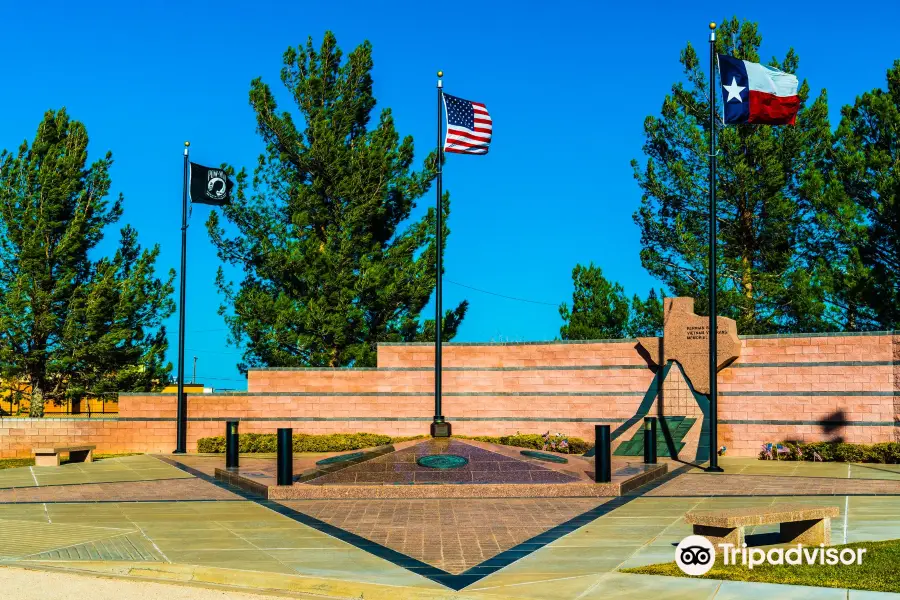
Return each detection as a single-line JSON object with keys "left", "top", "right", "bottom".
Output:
{"left": 305, "top": 439, "right": 580, "bottom": 486}
{"left": 277, "top": 497, "right": 608, "bottom": 574}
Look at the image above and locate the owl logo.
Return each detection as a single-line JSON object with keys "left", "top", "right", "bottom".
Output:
{"left": 675, "top": 535, "right": 716, "bottom": 575}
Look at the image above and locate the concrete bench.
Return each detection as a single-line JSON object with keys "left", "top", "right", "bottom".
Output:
{"left": 33, "top": 445, "right": 96, "bottom": 467}
{"left": 684, "top": 503, "right": 839, "bottom": 547}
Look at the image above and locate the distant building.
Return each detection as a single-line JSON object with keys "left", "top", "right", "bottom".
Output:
{"left": 160, "top": 383, "right": 214, "bottom": 394}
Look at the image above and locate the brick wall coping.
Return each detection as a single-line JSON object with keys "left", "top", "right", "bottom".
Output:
{"left": 251, "top": 367, "right": 382, "bottom": 371}
{"left": 3, "top": 415, "right": 892, "bottom": 426}
{"left": 247, "top": 360, "right": 893, "bottom": 373}
{"left": 248, "top": 365, "right": 649, "bottom": 372}
{"left": 0, "top": 417, "right": 123, "bottom": 422}
{"left": 739, "top": 330, "right": 896, "bottom": 339}
{"left": 377, "top": 339, "right": 636, "bottom": 346}
{"left": 133, "top": 390, "right": 648, "bottom": 397}
{"left": 732, "top": 360, "right": 893, "bottom": 368}
{"left": 116, "top": 389, "right": 893, "bottom": 398}
{"left": 185, "top": 417, "right": 897, "bottom": 425}
{"left": 375, "top": 331, "right": 896, "bottom": 347}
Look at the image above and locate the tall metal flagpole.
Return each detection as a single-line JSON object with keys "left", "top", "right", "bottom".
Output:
{"left": 707, "top": 23, "right": 723, "bottom": 472}
{"left": 174, "top": 141, "right": 190, "bottom": 453}
{"left": 431, "top": 70, "right": 450, "bottom": 438}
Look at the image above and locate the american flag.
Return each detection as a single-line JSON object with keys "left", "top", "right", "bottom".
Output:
{"left": 443, "top": 93, "right": 492, "bottom": 155}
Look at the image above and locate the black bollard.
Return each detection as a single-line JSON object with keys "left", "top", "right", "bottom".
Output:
{"left": 643, "top": 417, "right": 657, "bottom": 464}
{"left": 225, "top": 420, "right": 239, "bottom": 469}
{"left": 595, "top": 425, "right": 611, "bottom": 483}
{"left": 276, "top": 428, "right": 293, "bottom": 486}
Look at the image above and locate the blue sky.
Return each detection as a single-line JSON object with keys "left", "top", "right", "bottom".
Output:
{"left": 1, "top": 1, "right": 897, "bottom": 390}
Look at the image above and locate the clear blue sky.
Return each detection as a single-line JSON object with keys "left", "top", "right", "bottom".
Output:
{"left": 1, "top": 1, "right": 897, "bottom": 390}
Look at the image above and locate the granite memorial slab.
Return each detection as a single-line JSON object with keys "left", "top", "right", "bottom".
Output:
{"left": 637, "top": 297, "right": 741, "bottom": 394}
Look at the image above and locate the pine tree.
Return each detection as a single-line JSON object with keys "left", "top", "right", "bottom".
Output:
{"left": 559, "top": 264, "right": 631, "bottom": 339}
{"left": 629, "top": 288, "right": 665, "bottom": 337}
{"left": 58, "top": 226, "right": 175, "bottom": 400}
{"left": 559, "top": 263, "right": 665, "bottom": 340}
{"left": 207, "top": 33, "right": 467, "bottom": 369}
{"left": 0, "top": 109, "right": 175, "bottom": 415}
{"left": 632, "top": 18, "right": 834, "bottom": 334}
{"left": 827, "top": 61, "right": 900, "bottom": 329}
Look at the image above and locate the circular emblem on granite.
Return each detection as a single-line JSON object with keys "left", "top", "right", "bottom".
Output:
{"left": 316, "top": 452, "right": 365, "bottom": 466}
{"left": 416, "top": 454, "right": 469, "bottom": 469}
{"left": 520, "top": 450, "right": 569, "bottom": 464}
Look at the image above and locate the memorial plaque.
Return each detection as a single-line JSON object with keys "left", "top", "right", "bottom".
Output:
{"left": 637, "top": 297, "right": 740, "bottom": 395}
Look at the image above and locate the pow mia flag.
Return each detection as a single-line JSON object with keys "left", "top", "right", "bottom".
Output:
{"left": 189, "top": 162, "right": 233, "bottom": 206}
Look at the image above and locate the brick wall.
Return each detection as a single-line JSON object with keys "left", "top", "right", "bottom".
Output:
{"left": 1, "top": 334, "right": 896, "bottom": 458}
{"left": 718, "top": 334, "right": 897, "bottom": 455}
{"left": 0, "top": 417, "right": 173, "bottom": 459}
{"left": 376, "top": 341, "right": 646, "bottom": 368}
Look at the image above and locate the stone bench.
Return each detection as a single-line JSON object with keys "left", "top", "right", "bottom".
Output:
{"left": 33, "top": 445, "right": 96, "bottom": 467}
{"left": 684, "top": 503, "right": 839, "bottom": 547}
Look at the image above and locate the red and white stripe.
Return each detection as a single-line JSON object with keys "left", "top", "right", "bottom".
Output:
{"left": 744, "top": 61, "right": 800, "bottom": 125}
{"left": 445, "top": 101, "right": 492, "bottom": 155}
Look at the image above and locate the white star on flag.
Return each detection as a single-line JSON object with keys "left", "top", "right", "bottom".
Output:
{"left": 722, "top": 77, "right": 746, "bottom": 103}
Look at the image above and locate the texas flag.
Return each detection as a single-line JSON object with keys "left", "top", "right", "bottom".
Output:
{"left": 717, "top": 55, "right": 800, "bottom": 125}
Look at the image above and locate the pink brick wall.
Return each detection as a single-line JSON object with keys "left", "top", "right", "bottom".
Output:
{"left": 0, "top": 417, "right": 174, "bottom": 459}
{"left": 376, "top": 342, "right": 646, "bottom": 368}
{"left": 247, "top": 367, "right": 652, "bottom": 394}
{"left": 715, "top": 335, "right": 898, "bottom": 454}
{"left": 1, "top": 334, "right": 896, "bottom": 457}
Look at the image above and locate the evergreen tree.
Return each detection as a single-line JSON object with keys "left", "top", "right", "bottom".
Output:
{"left": 207, "top": 33, "right": 467, "bottom": 369}
{"left": 559, "top": 263, "right": 665, "bottom": 340}
{"left": 827, "top": 61, "right": 900, "bottom": 329}
{"left": 629, "top": 288, "right": 665, "bottom": 337}
{"left": 0, "top": 109, "right": 175, "bottom": 415}
{"left": 559, "top": 264, "right": 631, "bottom": 339}
{"left": 58, "top": 226, "right": 174, "bottom": 400}
{"left": 632, "top": 18, "right": 834, "bottom": 334}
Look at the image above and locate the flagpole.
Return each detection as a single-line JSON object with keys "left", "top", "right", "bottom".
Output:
{"left": 431, "top": 70, "right": 450, "bottom": 438}
{"left": 174, "top": 141, "right": 189, "bottom": 454}
{"left": 706, "top": 23, "right": 723, "bottom": 472}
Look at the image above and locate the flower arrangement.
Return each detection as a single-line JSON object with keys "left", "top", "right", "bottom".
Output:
{"left": 541, "top": 431, "right": 571, "bottom": 453}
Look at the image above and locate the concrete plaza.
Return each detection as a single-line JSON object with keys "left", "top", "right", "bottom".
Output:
{"left": 0, "top": 454, "right": 899, "bottom": 599}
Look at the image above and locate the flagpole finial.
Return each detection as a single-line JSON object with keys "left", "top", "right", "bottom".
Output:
{"left": 437, "top": 70, "right": 443, "bottom": 89}
{"left": 437, "top": 70, "right": 443, "bottom": 77}
{"left": 184, "top": 141, "right": 190, "bottom": 147}
{"left": 709, "top": 22, "right": 716, "bottom": 30}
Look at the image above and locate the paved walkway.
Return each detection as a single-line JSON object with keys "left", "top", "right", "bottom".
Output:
{"left": 0, "top": 566, "right": 282, "bottom": 600}
{"left": 0, "top": 454, "right": 898, "bottom": 598}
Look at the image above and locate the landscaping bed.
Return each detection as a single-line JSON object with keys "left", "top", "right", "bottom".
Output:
{"left": 764, "top": 442, "right": 900, "bottom": 463}
{"left": 196, "top": 432, "right": 591, "bottom": 454}
{"left": 197, "top": 433, "right": 425, "bottom": 453}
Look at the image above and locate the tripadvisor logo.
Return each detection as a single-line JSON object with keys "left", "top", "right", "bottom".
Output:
{"left": 675, "top": 535, "right": 716, "bottom": 575}
{"left": 675, "top": 535, "right": 867, "bottom": 575}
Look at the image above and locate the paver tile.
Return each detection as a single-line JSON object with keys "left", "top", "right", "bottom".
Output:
{"left": 279, "top": 497, "right": 606, "bottom": 574}
{"left": 715, "top": 579, "right": 846, "bottom": 599}
{"left": 0, "top": 518, "right": 135, "bottom": 558}
{"left": 576, "top": 572, "right": 720, "bottom": 599}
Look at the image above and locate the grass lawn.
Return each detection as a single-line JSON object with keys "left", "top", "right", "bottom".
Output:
{"left": 0, "top": 453, "right": 142, "bottom": 470}
{"left": 622, "top": 539, "right": 900, "bottom": 593}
